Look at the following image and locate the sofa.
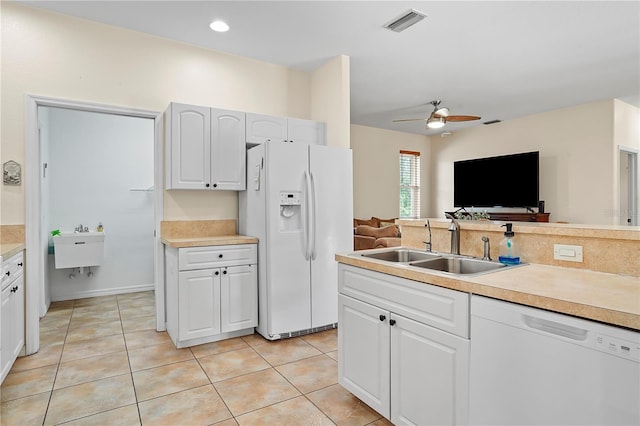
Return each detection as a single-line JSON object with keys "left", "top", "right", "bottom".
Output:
{"left": 353, "top": 217, "right": 401, "bottom": 251}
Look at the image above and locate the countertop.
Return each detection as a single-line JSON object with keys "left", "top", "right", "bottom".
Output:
{"left": 161, "top": 235, "right": 258, "bottom": 248}
{"left": 336, "top": 248, "right": 640, "bottom": 330}
{"left": 0, "top": 243, "right": 25, "bottom": 260}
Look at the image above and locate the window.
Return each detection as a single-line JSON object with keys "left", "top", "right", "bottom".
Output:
{"left": 399, "top": 150, "right": 421, "bottom": 218}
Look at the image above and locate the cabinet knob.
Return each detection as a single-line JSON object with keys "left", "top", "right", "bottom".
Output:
{"left": 5, "top": 271, "right": 9, "bottom": 277}
{"left": 223, "top": 270, "right": 227, "bottom": 275}
{"left": 11, "top": 286, "right": 17, "bottom": 293}
{"left": 215, "top": 271, "right": 220, "bottom": 276}
{"left": 18, "top": 262, "right": 23, "bottom": 267}
{"left": 379, "top": 314, "right": 386, "bottom": 322}
{"left": 218, "top": 254, "right": 223, "bottom": 258}
{"left": 213, "top": 183, "right": 218, "bottom": 188}
{"left": 205, "top": 183, "right": 210, "bottom": 188}
{"left": 389, "top": 319, "right": 396, "bottom": 326}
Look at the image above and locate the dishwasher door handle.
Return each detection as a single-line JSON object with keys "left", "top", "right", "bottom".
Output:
{"left": 522, "top": 315, "right": 589, "bottom": 341}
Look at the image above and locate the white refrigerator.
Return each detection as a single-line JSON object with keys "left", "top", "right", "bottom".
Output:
{"left": 239, "top": 140, "right": 353, "bottom": 340}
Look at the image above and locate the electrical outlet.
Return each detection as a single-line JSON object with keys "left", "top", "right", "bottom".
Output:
{"left": 553, "top": 244, "right": 583, "bottom": 262}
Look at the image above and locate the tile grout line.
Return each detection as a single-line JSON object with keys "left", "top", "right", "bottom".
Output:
{"left": 118, "top": 295, "right": 144, "bottom": 426}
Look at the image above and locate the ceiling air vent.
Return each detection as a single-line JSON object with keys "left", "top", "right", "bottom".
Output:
{"left": 384, "top": 9, "right": 427, "bottom": 32}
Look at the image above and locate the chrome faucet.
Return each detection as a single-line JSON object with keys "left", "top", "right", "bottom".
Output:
{"left": 423, "top": 220, "right": 432, "bottom": 252}
{"left": 481, "top": 236, "right": 492, "bottom": 261}
{"left": 445, "top": 213, "right": 460, "bottom": 255}
{"left": 74, "top": 224, "right": 88, "bottom": 233}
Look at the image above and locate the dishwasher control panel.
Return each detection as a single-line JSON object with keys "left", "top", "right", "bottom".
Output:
{"left": 595, "top": 333, "right": 639, "bottom": 362}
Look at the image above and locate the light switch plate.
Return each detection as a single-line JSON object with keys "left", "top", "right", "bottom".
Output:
{"left": 553, "top": 244, "right": 583, "bottom": 262}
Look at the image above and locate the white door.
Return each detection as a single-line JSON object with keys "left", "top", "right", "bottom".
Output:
{"left": 170, "top": 103, "right": 211, "bottom": 189}
{"left": 310, "top": 145, "right": 353, "bottom": 327}
{"left": 246, "top": 113, "right": 286, "bottom": 144}
{"left": 178, "top": 269, "right": 220, "bottom": 340}
{"left": 391, "top": 314, "right": 469, "bottom": 426}
{"left": 338, "top": 295, "right": 390, "bottom": 418}
{"left": 264, "top": 141, "right": 311, "bottom": 335}
{"left": 211, "top": 108, "right": 246, "bottom": 190}
{"left": 220, "top": 264, "right": 257, "bottom": 333}
{"left": 287, "top": 118, "right": 325, "bottom": 145}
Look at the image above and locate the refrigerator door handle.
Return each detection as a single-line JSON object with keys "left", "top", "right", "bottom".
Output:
{"left": 304, "top": 170, "right": 312, "bottom": 260}
{"left": 310, "top": 171, "right": 317, "bottom": 260}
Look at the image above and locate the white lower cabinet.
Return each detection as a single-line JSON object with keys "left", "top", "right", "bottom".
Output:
{"left": 338, "top": 264, "right": 469, "bottom": 426}
{"left": 1, "top": 251, "right": 25, "bottom": 384}
{"left": 166, "top": 244, "right": 257, "bottom": 348}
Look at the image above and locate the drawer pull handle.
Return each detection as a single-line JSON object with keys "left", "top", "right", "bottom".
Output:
{"left": 389, "top": 319, "right": 396, "bottom": 326}
{"left": 11, "top": 286, "right": 18, "bottom": 293}
{"left": 5, "top": 271, "right": 10, "bottom": 277}
{"left": 18, "top": 262, "right": 23, "bottom": 267}
{"left": 215, "top": 271, "right": 220, "bottom": 276}
{"left": 218, "top": 254, "right": 223, "bottom": 258}
{"left": 379, "top": 314, "right": 386, "bottom": 322}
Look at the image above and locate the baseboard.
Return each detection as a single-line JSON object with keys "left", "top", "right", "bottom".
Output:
{"left": 50, "top": 283, "right": 155, "bottom": 302}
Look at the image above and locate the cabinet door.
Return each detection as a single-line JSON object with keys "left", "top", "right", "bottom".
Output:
{"left": 245, "top": 113, "right": 286, "bottom": 144}
{"left": 338, "top": 294, "right": 390, "bottom": 419}
{"left": 287, "top": 118, "right": 325, "bottom": 145}
{"left": 178, "top": 269, "right": 220, "bottom": 340}
{"left": 12, "top": 275, "right": 24, "bottom": 361}
{"left": 391, "top": 314, "right": 469, "bottom": 426}
{"left": 220, "top": 265, "right": 257, "bottom": 333}
{"left": 1, "top": 284, "right": 12, "bottom": 382}
{"left": 169, "top": 103, "right": 211, "bottom": 189}
{"left": 211, "top": 109, "right": 246, "bottom": 190}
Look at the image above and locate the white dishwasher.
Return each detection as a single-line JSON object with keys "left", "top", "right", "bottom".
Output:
{"left": 470, "top": 295, "right": 639, "bottom": 426}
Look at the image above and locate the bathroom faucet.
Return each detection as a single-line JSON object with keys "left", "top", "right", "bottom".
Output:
{"left": 445, "top": 213, "right": 460, "bottom": 255}
{"left": 75, "top": 223, "right": 88, "bottom": 233}
{"left": 481, "top": 236, "right": 492, "bottom": 261}
{"left": 423, "top": 220, "right": 432, "bottom": 252}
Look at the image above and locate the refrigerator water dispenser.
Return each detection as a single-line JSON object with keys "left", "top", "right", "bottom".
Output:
{"left": 279, "top": 192, "right": 302, "bottom": 232}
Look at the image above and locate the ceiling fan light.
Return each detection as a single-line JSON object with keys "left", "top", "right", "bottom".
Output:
{"left": 427, "top": 116, "right": 446, "bottom": 129}
{"left": 435, "top": 106, "right": 450, "bottom": 117}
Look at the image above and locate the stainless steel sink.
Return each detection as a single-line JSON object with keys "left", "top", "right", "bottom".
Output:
{"left": 411, "top": 257, "right": 506, "bottom": 275}
{"left": 361, "top": 249, "right": 441, "bottom": 263}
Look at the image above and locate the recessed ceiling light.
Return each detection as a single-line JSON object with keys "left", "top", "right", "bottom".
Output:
{"left": 209, "top": 20, "right": 229, "bottom": 32}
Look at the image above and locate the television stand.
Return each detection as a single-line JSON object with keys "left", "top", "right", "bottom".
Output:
{"left": 445, "top": 211, "right": 550, "bottom": 222}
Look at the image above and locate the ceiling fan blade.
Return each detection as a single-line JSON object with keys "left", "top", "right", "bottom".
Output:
{"left": 392, "top": 118, "right": 425, "bottom": 123}
{"left": 445, "top": 115, "right": 481, "bottom": 122}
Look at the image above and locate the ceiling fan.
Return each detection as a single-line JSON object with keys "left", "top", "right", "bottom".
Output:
{"left": 393, "top": 100, "right": 481, "bottom": 129}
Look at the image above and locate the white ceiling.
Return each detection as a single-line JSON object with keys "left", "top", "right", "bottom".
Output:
{"left": 19, "top": 1, "right": 640, "bottom": 136}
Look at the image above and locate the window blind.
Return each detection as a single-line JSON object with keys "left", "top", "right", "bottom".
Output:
{"left": 399, "top": 150, "right": 420, "bottom": 218}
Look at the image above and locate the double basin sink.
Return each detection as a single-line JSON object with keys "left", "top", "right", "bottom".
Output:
{"left": 360, "top": 248, "right": 511, "bottom": 276}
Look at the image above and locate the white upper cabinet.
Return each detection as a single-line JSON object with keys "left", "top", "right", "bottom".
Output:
{"left": 210, "top": 108, "right": 246, "bottom": 191}
{"left": 167, "top": 103, "right": 211, "bottom": 190}
{"left": 246, "top": 113, "right": 325, "bottom": 145}
{"left": 287, "top": 117, "right": 325, "bottom": 146}
{"left": 166, "top": 103, "right": 246, "bottom": 190}
{"left": 245, "top": 113, "right": 287, "bottom": 145}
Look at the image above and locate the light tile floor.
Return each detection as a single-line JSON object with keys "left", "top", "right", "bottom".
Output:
{"left": 1, "top": 291, "right": 391, "bottom": 426}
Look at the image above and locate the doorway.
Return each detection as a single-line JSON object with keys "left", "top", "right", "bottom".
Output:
{"left": 25, "top": 96, "right": 165, "bottom": 355}
{"left": 619, "top": 147, "right": 638, "bottom": 226}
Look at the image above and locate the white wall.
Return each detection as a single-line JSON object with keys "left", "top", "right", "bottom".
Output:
{"left": 45, "top": 107, "right": 155, "bottom": 300}
{"left": 613, "top": 99, "right": 640, "bottom": 225}
{"left": 312, "top": 55, "right": 351, "bottom": 149}
{"left": 430, "top": 100, "right": 627, "bottom": 224}
{"left": 350, "top": 124, "right": 430, "bottom": 219}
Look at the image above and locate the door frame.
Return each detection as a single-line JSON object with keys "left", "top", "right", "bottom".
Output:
{"left": 618, "top": 146, "right": 638, "bottom": 226}
{"left": 25, "top": 95, "right": 165, "bottom": 355}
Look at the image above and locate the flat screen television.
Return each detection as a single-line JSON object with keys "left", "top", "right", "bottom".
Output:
{"left": 454, "top": 151, "right": 539, "bottom": 208}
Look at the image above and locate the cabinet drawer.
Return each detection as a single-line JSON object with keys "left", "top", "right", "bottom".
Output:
{"left": 178, "top": 244, "right": 257, "bottom": 271}
{"left": 1, "top": 251, "right": 24, "bottom": 290}
{"left": 338, "top": 264, "right": 469, "bottom": 338}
